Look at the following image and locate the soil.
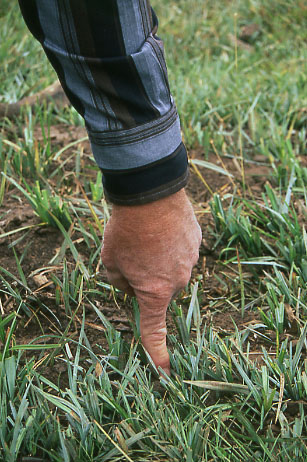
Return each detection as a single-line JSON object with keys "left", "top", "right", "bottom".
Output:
{"left": 0, "top": 122, "right": 292, "bottom": 382}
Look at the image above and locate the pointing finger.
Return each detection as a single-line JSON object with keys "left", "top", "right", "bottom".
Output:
{"left": 135, "top": 289, "right": 171, "bottom": 375}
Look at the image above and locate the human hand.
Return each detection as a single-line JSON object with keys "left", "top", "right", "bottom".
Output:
{"left": 101, "top": 189, "right": 202, "bottom": 375}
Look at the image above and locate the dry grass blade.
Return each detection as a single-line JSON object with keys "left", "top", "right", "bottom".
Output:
{"left": 189, "top": 160, "right": 214, "bottom": 195}
{"left": 94, "top": 420, "right": 134, "bottom": 462}
{"left": 183, "top": 380, "right": 250, "bottom": 395}
{"left": 275, "top": 373, "right": 285, "bottom": 424}
{"left": 190, "top": 158, "right": 234, "bottom": 178}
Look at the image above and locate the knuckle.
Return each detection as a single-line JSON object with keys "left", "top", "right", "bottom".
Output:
{"left": 177, "top": 269, "right": 192, "bottom": 289}
{"left": 105, "top": 269, "right": 134, "bottom": 295}
{"left": 136, "top": 284, "right": 172, "bottom": 308}
{"left": 193, "top": 222, "right": 202, "bottom": 246}
{"left": 101, "top": 247, "right": 114, "bottom": 269}
{"left": 192, "top": 250, "right": 200, "bottom": 266}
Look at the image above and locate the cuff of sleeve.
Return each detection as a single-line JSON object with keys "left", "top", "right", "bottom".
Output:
{"left": 101, "top": 142, "right": 189, "bottom": 205}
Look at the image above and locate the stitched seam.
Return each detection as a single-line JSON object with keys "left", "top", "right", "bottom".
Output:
{"left": 88, "top": 104, "right": 177, "bottom": 138}
{"left": 89, "top": 113, "right": 178, "bottom": 146}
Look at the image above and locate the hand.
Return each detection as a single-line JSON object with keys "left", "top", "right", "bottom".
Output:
{"left": 101, "top": 189, "right": 202, "bottom": 375}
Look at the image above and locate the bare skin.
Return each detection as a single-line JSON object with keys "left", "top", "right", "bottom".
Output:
{"left": 101, "top": 188, "right": 202, "bottom": 375}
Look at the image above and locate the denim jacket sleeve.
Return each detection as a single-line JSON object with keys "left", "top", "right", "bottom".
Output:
{"left": 19, "top": 0, "right": 188, "bottom": 205}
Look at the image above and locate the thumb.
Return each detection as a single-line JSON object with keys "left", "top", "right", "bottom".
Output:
{"left": 135, "top": 289, "right": 171, "bottom": 376}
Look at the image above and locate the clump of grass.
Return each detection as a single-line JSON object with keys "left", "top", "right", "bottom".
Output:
{"left": 4, "top": 176, "right": 73, "bottom": 231}
{"left": 1, "top": 295, "right": 307, "bottom": 461}
{"left": 210, "top": 179, "right": 307, "bottom": 283}
{"left": 88, "top": 171, "right": 104, "bottom": 203}
{"left": 0, "top": 0, "right": 307, "bottom": 460}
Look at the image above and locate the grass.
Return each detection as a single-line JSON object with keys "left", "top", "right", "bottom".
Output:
{"left": 0, "top": 0, "right": 307, "bottom": 460}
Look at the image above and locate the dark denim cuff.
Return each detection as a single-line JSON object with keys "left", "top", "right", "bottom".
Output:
{"left": 101, "top": 143, "right": 189, "bottom": 205}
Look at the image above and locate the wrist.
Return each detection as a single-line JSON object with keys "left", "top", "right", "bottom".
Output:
{"left": 109, "top": 189, "right": 192, "bottom": 239}
{"left": 111, "top": 188, "right": 188, "bottom": 224}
